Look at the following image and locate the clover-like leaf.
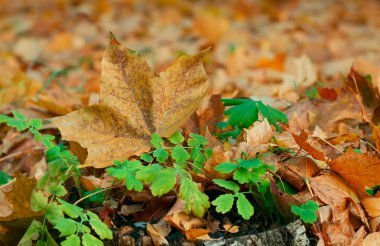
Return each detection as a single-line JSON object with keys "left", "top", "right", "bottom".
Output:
{"left": 179, "top": 178, "right": 210, "bottom": 217}
{"left": 150, "top": 170, "right": 176, "bottom": 196}
{"left": 212, "top": 194, "right": 235, "bottom": 214}
{"left": 53, "top": 33, "right": 209, "bottom": 168}
{"left": 291, "top": 200, "right": 319, "bottom": 224}
{"left": 171, "top": 145, "right": 190, "bottom": 164}
{"left": 236, "top": 193, "right": 254, "bottom": 220}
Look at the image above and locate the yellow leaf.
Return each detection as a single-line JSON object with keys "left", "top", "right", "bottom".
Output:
{"left": 53, "top": 33, "right": 209, "bottom": 168}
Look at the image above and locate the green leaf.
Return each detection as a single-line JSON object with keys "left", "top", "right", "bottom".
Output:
{"left": 214, "top": 162, "right": 237, "bottom": 174}
{"left": 125, "top": 173, "right": 143, "bottom": 191}
{"left": 212, "top": 194, "right": 235, "bottom": 214}
{"left": 61, "top": 234, "right": 81, "bottom": 246}
{"left": 233, "top": 168, "right": 251, "bottom": 184}
{"left": 151, "top": 133, "right": 164, "bottom": 148}
{"left": 12, "top": 111, "right": 27, "bottom": 121}
{"left": 7, "top": 118, "right": 28, "bottom": 131}
{"left": 18, "top": 220, "right": 42, "bottom": 246}
{"left": 257, "top": 101, "right": 288, "bottom": 132}
{"left": 46, "top": 184, "right": 67, "bottom": 197}
{"left": 57, "top": 198, "right": 83, "bottom": 219}
{"left": 168, "top": 131, "right": 184, "bottom": 144}
{"left": 54, "top": 218, "right": 77, "bottom": 236}
{"left": 28, "top": 119, "right": 43, "bottom": 130}
{"left": 237, "top": 159, "right": 263, "bottom": 169}
{"left": 30, "top": 190, "right": 48, "bottom": 212}
{"left": 153, "top": 148, "right": 169, "bottom": 163}
{"left": 171, "top": 145, "right": 190, "bottom": 164}
{"left": 150, "top": 170, "right": 176, "bottom": 196}
{"left": 0, "top": 114, "right": 12, "bottom": 123}
{"left": 204, "top": 148, "right": 213, "bottom": 159}
{"left": 188, "top": 133, "right": 208, "bottom": 147}
{"left": 0, "top": 171, "right": 13, "bottom": 185}
{"left": 136, "top": 164, "right": 162, "bottom": 184}
{"left": 82, "top": 233, "right": 103, "bottom": 246}
{"left": 87, "top": 211, "right": 113, "bottom": 239}
{"left": 179, "top": 178, "right": 210, "bottom": 217}
{"left": 84, "top": 188, "right": 105, "bottom": 203}
{"left": 141, "top": 153, "right": 153, "bottom": 162}
{"left": 236, "top": 193, "right": 254, "bottom": 220}
{"left": 223, "top": 100, "right": 258, "bottom": 128}
{"left": 46, "top": 202, "right": 64, "bottom": 222}
{"left": 213, "top": 179, "right": 239, "bottom": 193}
{"left": 291, "top": 200, "right": 319, "bottom": 224}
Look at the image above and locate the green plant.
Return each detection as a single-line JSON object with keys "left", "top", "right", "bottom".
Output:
{"left": 291, "top": 200, "right": 319, "bottom": 224}
{"left": 106, "top": 132, "right": 211, "bottom": 217}
{"left": 0, "top": 112, "right": 112, "bottom": 245}
{"left": 212, "top": 158, "right": 275, "bottom": 220}
{"left": 215, "top": 98, "right": 288, "bottom": 140}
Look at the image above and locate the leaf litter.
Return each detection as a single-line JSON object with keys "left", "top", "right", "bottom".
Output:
{"left": 3, "top": 1, "right": 380, "bottom": 245}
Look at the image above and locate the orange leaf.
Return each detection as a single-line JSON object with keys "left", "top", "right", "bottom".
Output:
{"left": 329, "top": 149, "right": 380, "bottom": 199}
{"left": 292, "top": 130, "right": 325, "bottom": 161}
{"left": 53, "top": 33, "right": 209, "bottom": 168}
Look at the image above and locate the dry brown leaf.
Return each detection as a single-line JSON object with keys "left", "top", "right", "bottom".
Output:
{"left": 310, "top": 173, "right": 359, "bottom": 205}
{"left": 222, "top": 224, "right": 239, "bottom": 233}
{"left": 362, "top": 232, "right": 380, "bottom": 246}
{"left": 146, "top": 223, "right": 169, "bottom": 246}
{"left": 277, "top": 156, "right": 320, "bottom": 190}
{"left": 292, "top": 130, "right": 325, "bottom": 161}
{"left": 0, "top": 176, "right": 42, "bottom": 221}
{"left": 244, "top": 118, "right": 273, "bottom": 146}
{"left": 53, "top": 34, "right": 209, "bottom": 168}
{"left": 362, "top": 197, "right": 380, "bottom": 218}
{"left": 185, "top": 228, "right": 210, "bottom": 240}
{"left": 329, "top": 149, "right": 380, "bottom": 199}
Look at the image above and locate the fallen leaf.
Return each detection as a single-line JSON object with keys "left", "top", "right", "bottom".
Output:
{"left": 292, "top": 130, "right": 325, "bottom": 161}
{"left": 362, "top": 197, "right": 380, "bottom": 218}
{"left": 146, "top": 223, "right": 169, "bottom": 246}
{"left": 244, "top": 118, "right": 273, "bottom": 146}
{"left": 222, "top": 224, "right": 239, "bottom": 233}
{"left": 362, "top": 232, "right": 380, "bottom": 246}
{"left": 53, "top": 33, "right": 209, "bottom": 168}
{"left": 329, "top": 149, "right": 380, "bottom": 199}
{"left": 0, "top": 176, "right": 42, "bottom": 221}
{"left": 185, "top": 228, "right": 209, "bottom": 240}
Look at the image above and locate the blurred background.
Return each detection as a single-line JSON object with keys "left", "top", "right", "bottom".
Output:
{"left": 1, "top": 0, "right": 380, "bottom": 113}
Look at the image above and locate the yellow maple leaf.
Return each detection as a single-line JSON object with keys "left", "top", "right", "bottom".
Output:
{"left": 53, "top": 33, "right": 209, "bottom": 168}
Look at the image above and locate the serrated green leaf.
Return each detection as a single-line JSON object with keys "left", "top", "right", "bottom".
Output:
{"left": 0, "top": 114, "right": 12, "bottom": 123}
{"left": 237, "top": 159, "right": 263, "bottom": 169}
{"left": 204, "top": 148, "right": 213, "bottom": 159}
{"left": 236, "top": 193, "right": 254, "bottom": 220}
{"left": 30, "top": 190, "right": 48, "bottom": 212}
{"left": 214, "top": 162, "right": 237, "bottom": 174}
{"left": 291, "top": 200, "right": 319, "bottom": 224}
{"left": 171, "top": 145, "right": 190, "bottom": 164}
{"left": 212, "top": 194, "right": 235, "bottom": 214}
{"left": 213, "top": 179, "right": 239, "bottom": 193}
{"left": 76, "top": 223, "right": 91, "bottom": 234}
{"left": 153, "top": 148, "right": 169, "bottom": 163}
{"left": 18, "top": 220, "right": 42, "bottom": 246}
{"left": 141, "top": 153, "right": 153, "bottom": 162}
{"left": 233, "top": 168, "right": 251, "bottom": 184}
{"left": 47, "top": 159, "right": 67, "bottom": 177}
{"left": 28, "top": 119, "right": 43, "bottom": 130}
{"left": 46, "top": 202, "right": 64, "bottom": 222}
{"left": 54, "top": 218, "right": 77, "bottom": 237}
{"left": 87, "top": 211, "right": 113, "bottom": 239}
{"left": 12, "top": 111, "right": 27, "bottom": 121}
{"left": 82, "top": 233, "right": 103, "bottom": 246}
{"left": 61, "top": 234, "right": 80, "bottom": 246}
{"left": 257, "top": 101, "right": 288, "bottom": 132}
{"left": 57, "top": 198, "right": 83, "bottom": 219}
{"left": 188, "top": 133, "right": 208, "bottom": 147}
{"left": 126, "top": 173, "right": 143, "bottom": 191}
{"left": 7, "top": 118, "right": 28, "bottom": 131}
{"left": 151, "top": 133, "right": 164, "bottom": 148}
{"left": 150, "top": 170, "right": 176, "bottom": 196}
{"left": 83, "top": 188, "right": 104, "bottom": 203}
{"left": 223, "top": 100, "right": 258, "bottom": 128}
{"left": 168, "top": 131, "right": 184, "bottom": 144}
{"left": 136, "top": 164, "right": 162, "bottom": 184}
{"left": 47, "top": 184, "right": 67, "bottom": 197}
{"left": 179, "top": 178, "right": 210, "bottom": 217}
